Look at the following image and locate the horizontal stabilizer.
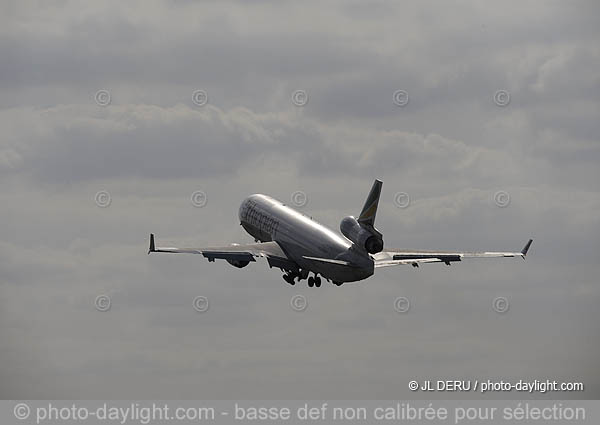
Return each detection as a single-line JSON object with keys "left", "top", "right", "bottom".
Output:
{"left": 302, "top": 256, "right": 353, "bottom": 266}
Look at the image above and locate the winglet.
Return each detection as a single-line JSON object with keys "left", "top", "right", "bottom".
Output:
{"left": 520, "top": 239, "right": 533, "bottom": 259}
{"left": 148, "top": 233, "right": 156, "bottom": 254}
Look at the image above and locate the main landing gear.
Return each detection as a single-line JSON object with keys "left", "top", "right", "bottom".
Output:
{"left": 282, "top": 268, "right": 307, "bottom": 286}
{"left": 282, "top": 270, "right": 326, "bottom": 288}
{"left": 307, "top": 275, "right": 321, "bottom": 288}
{"left": 282, "top": 273, "right": 296, "bottom": 285}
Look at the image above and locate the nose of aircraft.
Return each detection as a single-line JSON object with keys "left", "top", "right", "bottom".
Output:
{"left": 238, "top": 194, "right": 264, "bottom": 222}
{"left": 238, "top": 197, "right": 250, "bottom": 222}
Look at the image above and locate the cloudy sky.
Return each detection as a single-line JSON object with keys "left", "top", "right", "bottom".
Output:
{"left": 1, "top": 0, "right": 599, "bottom": 400}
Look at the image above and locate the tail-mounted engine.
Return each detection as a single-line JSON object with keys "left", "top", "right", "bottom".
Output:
{"left": 340, "top": 179, "right": 384, "bottom": 254}
{"left": 340, "top": 216, "right": 384, "bottom": 254}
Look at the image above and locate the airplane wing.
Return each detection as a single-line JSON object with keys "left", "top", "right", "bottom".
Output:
{"left": 373, "top": 239, "right": 533, "bottom": 268}
{"left": 147, "top": 234, "right": 299, "bottom": 272}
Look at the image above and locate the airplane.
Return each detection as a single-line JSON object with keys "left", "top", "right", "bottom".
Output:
{"left": 148, "top": 179, "right": 532, "bottom": 287}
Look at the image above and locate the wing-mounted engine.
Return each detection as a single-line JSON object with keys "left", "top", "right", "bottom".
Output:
{"left": 225, "top": 243, "right": 251, "bottom": 267}
{"left": 226, "top": 259, "right": 250, "bottom": 268}
{"left": 340, "top": 216, "right": 384, "bottom": 254}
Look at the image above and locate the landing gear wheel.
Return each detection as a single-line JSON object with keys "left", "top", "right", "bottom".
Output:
{"left": 283, "top": 274, "right": 295, "bottom": 285}
{"left": 299, "top": 269, "right": 309, "bottom": 281}
{"left": 307, "top": 276, "right": 314, "bottom": 287}
{"left": 314, "top": 276, "right": 321, "bottom": 287}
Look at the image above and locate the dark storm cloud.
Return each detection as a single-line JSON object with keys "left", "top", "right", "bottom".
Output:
{"left": 0, "top": 104, "right": 510, "bottom": 184}
{"left": 4, "top": 102, "right": 597, "bottom": 197}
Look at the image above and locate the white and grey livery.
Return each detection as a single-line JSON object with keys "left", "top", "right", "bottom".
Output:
{"left": 149, "top": 180, "right": 533, "bottom": 287}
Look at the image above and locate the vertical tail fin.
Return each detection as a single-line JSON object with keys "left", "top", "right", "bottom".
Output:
{"left": 358, "top": 179, "right": 382, "bottom": 226}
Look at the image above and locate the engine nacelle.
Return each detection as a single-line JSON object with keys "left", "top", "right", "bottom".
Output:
{"left": 226, "top": 259, "right": 250, "bottom": 268}
{"left": 340, "top": 216, "right": 383, "bottom": 254}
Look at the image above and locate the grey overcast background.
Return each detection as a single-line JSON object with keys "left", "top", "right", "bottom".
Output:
{"left": 1, "top": 0, "right": 599, "bottom": 400}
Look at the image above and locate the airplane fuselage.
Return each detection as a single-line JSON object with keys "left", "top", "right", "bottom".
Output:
{"left": 239, "top": 194, "right": 374, "bottom": 282}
